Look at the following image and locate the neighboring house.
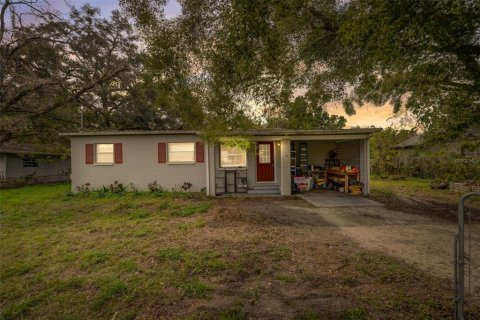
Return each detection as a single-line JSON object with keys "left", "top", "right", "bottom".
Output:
{"left": 61, "top": 128, "right": 381, "bottom": 196}
{"left": 392, "top": 135, "right": 425, "bottom": 166}
{"left": 393, "top": 130, "right": 480, "bottom": 166}
{"left": 0, "top": 144, "right": 70, "bottom": 187}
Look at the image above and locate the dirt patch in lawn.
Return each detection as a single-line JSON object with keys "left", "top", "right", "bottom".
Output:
{"left": 215, "top": 197, "right": 331, "bottom": 227}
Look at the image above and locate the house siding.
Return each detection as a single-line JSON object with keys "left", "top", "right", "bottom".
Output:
{"left": 70, "top": 135, "right": 206, "bottom": 193}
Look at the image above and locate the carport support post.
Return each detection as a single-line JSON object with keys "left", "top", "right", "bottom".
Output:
{"left": 359, "top": 138, "right": 370, "bottom": 194}
{"left": 280, "top": 139, "right": 291, "bottom": 196}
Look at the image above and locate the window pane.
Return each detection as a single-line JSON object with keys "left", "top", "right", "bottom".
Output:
{"left": 220, "top": 145, "right": 247, "bottom": 167}
{"left": 169, "top": 143, "right": 194, "bottom": 153}
{"left": 169, "top": 151, "right": 195, "bottom": 162}
{"left": 168, "top": 143, "right": 195, "bottom": 162}
{"left": 97, "top": 144, "right": 114, "bottom": 153}
{"left": 96, "top": 153, "right": 114, "bottom": 163}
{"left": 259, "top": 144, "right": 271, "bottom": 164}
{"left": 96, "top": 144, "right": 114, "bottom": 163}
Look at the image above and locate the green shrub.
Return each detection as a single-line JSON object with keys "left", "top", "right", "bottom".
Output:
{"left": 147, "top": 180, "right": 163, "bottom": 192}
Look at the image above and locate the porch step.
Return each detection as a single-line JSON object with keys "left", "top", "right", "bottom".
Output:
{"left": 251, "top": 184, "right": 279, "bottom": 190}
{"left": 247, "top": 184, "right": 280, "bottom": 195}
{"left": 247, "top": 189, "right": 281, "bottom": 195}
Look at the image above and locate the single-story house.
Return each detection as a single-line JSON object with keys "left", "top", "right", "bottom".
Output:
{"left": 61, "top": 128, "right": 381, "bottom": 196}
{"left": 0, "top": 144, "right": 70, "bottom": 187}
{"left": 393, "top": 130, "right": 480, "bottom": 167}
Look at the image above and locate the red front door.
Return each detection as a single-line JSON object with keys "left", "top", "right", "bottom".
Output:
{"left": 257, "top": 142, "right": 274, "bottom": 182}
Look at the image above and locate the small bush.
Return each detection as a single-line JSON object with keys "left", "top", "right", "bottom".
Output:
{"left": 181, "top": 182, "right": 193, "bottom": 191}
{"left": 148, "top": 180, "right": 163, "bottom": 193}
{"left": 76, "top": 182, "right": 92, "bottom": 194}
{"left": 103, "top": 181, "right": 130, "bottom": 195}
{"left": 77, "top": 181, "right": 136, "bottom": 198}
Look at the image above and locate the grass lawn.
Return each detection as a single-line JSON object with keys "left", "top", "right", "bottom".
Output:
{"left": 0, "top": 184, "right": 453, "bottom": 319}
{"left": 370, "top": 177, "right": 479, "bottom": 218}
{"left": 371, "top": 177, "right": 462, "bottom": 203}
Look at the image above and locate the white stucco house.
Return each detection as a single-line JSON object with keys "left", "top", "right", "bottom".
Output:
{"left": 61, "top": 128, "right": 381, "bottom": 196}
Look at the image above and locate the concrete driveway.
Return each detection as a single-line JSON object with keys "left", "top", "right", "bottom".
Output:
{"left": 300, "top": 191, "right": 384, "bottom": 207}
{"left": 288, "top": 193, "right": 480, "bottom": 296}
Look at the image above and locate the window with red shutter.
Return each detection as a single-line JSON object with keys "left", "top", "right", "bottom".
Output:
{"left": 85, "top": 144, "right": 94, "bottom": 164}
{"left": 196, "top": 142, "right": 204, "bottom": 163}
{"left": 158, "top": 142, "right": 167, "bottom": 163}
{"left": 114, "top": 143, "right": 123, "bottom": 164}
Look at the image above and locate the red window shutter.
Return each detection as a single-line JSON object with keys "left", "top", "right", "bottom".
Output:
{"left": 86, "top": 144, "right": 94, "bottom": 164}
{"left": 196, "top": 142, "right": 205, "bottom": 163}
{"left": 114, "top": 143, "right": 123, "bottom": 164}
{"left": 158, "top": 142, "right": 167, "bottom": 163}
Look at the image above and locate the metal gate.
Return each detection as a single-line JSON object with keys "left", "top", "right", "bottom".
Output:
{"left": 455, "top": 191, "right": 480, "bottom": 319}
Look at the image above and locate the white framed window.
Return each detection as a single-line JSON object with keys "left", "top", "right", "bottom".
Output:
{"left": 220, "top": 145, "right": 247, "bottom": 167}
{"left": 168, "top": 142, "right": 195, "bottom": 163}
{"left": 96, "top": 143, "right": 114, "bottom": 164}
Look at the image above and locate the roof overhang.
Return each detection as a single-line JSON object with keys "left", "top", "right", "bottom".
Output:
{"left": 59, "top": 130, "right": 199, "bottom": 137}
{"left": 0, "top": 150, "right": 67, "bottom": 156}
{"left": 60, "top": 128, "right": 382, "bottom": 139}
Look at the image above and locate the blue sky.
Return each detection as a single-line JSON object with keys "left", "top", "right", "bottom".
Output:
{"left": 48, "top": 0, "right": 182, "bottom": 19}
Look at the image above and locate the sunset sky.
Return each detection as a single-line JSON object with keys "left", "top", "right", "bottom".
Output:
{"left": 325, "top": 103, "right": 412, "bottom": 129}
{"left": 39, "top": 0, "right": 407, "bottom": 129}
